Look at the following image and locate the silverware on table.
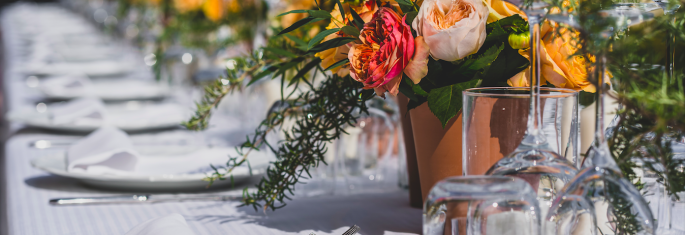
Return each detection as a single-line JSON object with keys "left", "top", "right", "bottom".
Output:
{"left": 49, "top": 194, "right": 241, "bottom": 206}
{"left": 342, "top": 225, "right": 360, "bottom": 235}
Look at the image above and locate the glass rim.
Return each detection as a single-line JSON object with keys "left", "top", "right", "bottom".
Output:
{"left": 463, "top": 87, "right": 579, "bottom": 98}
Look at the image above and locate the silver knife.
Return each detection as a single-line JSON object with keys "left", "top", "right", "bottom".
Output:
{"left": 49, "top": 194, "right": 241, "bottom": 206}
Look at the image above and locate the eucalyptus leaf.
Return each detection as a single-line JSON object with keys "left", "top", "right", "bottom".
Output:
{"left": 307, "top": 37, "right": 356, "bottom": 53}
{"left": 349, "top": 8, "right": 365, "bottom": 29}
{"left": 324, "top": 58, "right": 349, "bottom": 71}
{"left": 307, "top": 10, "right": 332, "bottom": 19}
{"left": 333, "top": 0, "right": 345, "bottom": 21}
{"left": 278, "top": 17, "right": 325, "bottom": 36}
{"left": 263, "top": 47, "right": 297, "bottom": 58}
{"left": 290, "top": 58, "right": 322, "bottom": 86}
{"left": 277, "top": 10, "right": 307, "bottom": 17}
{"left": 341, "top": 25, "right": 360, "bottom": 37}
{"left": 308, "top": 28, "right": 341, "bottom": 50}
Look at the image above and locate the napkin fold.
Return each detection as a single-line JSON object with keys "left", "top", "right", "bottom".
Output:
{"left": 67, "top": 126, "right": 139, "bottom": 173}
{"left": 50, "top": 97, "right": 107, "bottom": 125}
{"left": 39, "top": 73, "right": 92, "bottom": 96}
{"left": 124, "top": 214, "right": 195, "bottom": 235}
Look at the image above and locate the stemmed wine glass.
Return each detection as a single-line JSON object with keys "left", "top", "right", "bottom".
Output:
{"left": 482, "top": 0, "right": 579, "bottom": 221}
{"left": 652, "top": 0, "right": 682, "bottom": 232}
{"left": 545, "top": 6, "right": 657, "bottom": 235}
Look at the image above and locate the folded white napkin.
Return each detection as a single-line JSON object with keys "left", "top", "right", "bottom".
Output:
{"left": 39, "top": 75, "right": 168, "bottom": 99}
{"left": 124, "top": 214, "right": 195, "bottom": 235}
{"left": 67, "top": 126, "right": 260, "bottom": 175}
{"left": 50, "top": 97, "right": 107, "bottom": 125}
{"left": 39, "top": 73, "right": 92, "bottom": 97}
{"left": 67, "top": 126, "right": 139, "bottom": 174}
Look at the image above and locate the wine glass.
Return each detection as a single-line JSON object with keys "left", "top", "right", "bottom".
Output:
{"left": 482, "top": 0, "right": 579, "bottom": 223}
{"left": 545, "top": 6, "right": 657, "bottom": 235}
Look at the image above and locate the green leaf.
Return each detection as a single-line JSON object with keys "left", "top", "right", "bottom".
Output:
{"left": 484, "top": 21, "right": 509, "bottom": 45}
{"left": 427, "top": 79, "right": 479, "bottom": 127}
{"left": 263, "top": 47, "right": 297, "bottom": 58}
{"left": 289, "top": 58, "right": 322, "bottom": 86}
{"left": 396, "top": 0, "right": 414, "bottom": 13}
{"left": 247, "top": 66, "right": 278, "bottom": 86}
{"left": 283, "top": 34, "right": 307, "bottom": 47}
{"left": 324, "top": 58, "right": 349, "bottom": 71}
{"left": 278, "top": 17, "right": 325, "bottom": 36}
{"left": 402, "top": 75, "right": 428, "bottom": 96}
{"left": 495, "top": 14, "right": 528, "bottom": 33}
{"left": 248, "top": 66, "right": 279, "bottom": 85}
{"left": 349, "top": 8, "right": 365, "bottom": 29}
{"left": 404, "top": 11, "right": 418, "bottom": 27}
{"left": 307, "top": 10, "right": 332, "bottom": 19}
{"left": 333, "top": 0, "right": 345, "bottom": 21}
{"left": 306, "top": 37, "right": 356, "bottom": 53}
{"left": 277, "top": 10, "right": 307, "bottom": 17}
{"left": 457, "top": 44, "right": 504, "bottom": 77}
{"left": 308, "top": 28, "right": 341, "bottom": 50}
{"left": 341, "top": 25, "right": 360, "bottom": 37}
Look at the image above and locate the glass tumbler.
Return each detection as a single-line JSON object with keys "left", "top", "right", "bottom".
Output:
{"left": 424, "top": 176, "right": 541, "bottom": 235}
{"left": 462, "top": 87, "right": 579, "bottom": 175}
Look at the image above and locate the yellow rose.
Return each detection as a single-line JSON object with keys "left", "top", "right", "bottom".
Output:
{"left": 202, "top": 0, "right": 224, "bottom": 22}
{"left": 174, "top": 0, "right": 204, "bottom": 13}
{"left": 483, "top": 0, "right": 526, "bottom": 23}
{"left": 508, "top": 22, "right": 596, "bottom": 92}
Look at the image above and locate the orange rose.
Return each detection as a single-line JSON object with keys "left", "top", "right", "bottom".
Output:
{"left": 202, "top": 0, "right": 224, "bottom": 22}
{"left": 508, "top": 22, "right": 595, "bottom": 92}
{"left": 484, "top": 0, "right": 526, "bottom": 23}
{"left": 316, "top": 0, "right": 381, "bottom": 76}
{"left": 174, "top": 0, "right": 204, "bottom": 12}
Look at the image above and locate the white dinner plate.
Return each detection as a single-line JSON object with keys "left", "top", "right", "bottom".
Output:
{"left": 7, "top": 102, "right": 189, "bottom": 132}
{"left": 39, "top": 80, "right": 170, "bottom": 101}
{"left": 23, "top": 60, "right": 134, "bottom": 77}
{"left": 31, "top": 146, "right": 273, "bottom": 191}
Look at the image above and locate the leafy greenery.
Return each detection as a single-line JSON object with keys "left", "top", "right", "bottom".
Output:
{"left": 399, "top": 15, "right": 530, "bottom": 126}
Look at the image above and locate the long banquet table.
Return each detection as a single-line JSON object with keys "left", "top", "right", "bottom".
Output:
{"left": 0, "top": 3, "right": 421, "bottom": 235}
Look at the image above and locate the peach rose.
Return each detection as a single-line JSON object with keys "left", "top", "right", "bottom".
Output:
{"left": 412, "top": 0, "right": 488, "bottom": 61}
{"left": 348, "top": 7, "right": 430, "bottom": 96}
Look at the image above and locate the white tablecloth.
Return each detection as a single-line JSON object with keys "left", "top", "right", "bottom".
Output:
{"left": 0, "top": 3, "right": 422, "bottom": 235}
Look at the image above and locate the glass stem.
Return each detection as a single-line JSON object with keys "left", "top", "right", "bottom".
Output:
{"left": 522, "top": 17, "right": 548, "bottom": 148}
{"left": 667, "top": 16, "right": 675, "bottom": 84}
{"left": 594, "top": 55, "right": 606, "bottom": 147}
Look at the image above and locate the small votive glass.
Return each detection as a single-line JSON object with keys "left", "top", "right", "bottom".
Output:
{"left": 424, "top": 176, "right": 541, "bottom": 235}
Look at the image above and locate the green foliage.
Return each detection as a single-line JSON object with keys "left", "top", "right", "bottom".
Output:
{"left": 398, "top": 15, "right": 529, "bottom": 124}
{"left": 427, "top": 79, "right": 480, "bottom": 127}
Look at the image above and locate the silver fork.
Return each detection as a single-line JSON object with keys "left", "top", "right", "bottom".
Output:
{"left": 342, "top": 225, "right": 360, "bottom": 235}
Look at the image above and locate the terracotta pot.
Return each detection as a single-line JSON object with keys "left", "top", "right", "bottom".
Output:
{"left": 397, "top": 95, "right": 423, "bottom": 208}
{"left": 409, "top": 103, "right": 463, "bottom": 200}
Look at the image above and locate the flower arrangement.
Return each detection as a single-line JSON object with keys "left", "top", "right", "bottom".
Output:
{"left": 184, "top": 0, "right": 597, "bottom": 211}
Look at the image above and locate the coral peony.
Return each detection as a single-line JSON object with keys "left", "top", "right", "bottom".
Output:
{"left": 348, "top": 7, "right": 429, "bottom": 97}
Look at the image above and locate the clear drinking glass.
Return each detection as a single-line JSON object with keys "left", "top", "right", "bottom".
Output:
{"left": 545, "top": 7, "right": 657, "bottom": 235}
{"left": 423, "top": 176, "right": 541, "bottom": 235}
{"left": 462, "top": 87, "right": 580, "bottom": 175}
{"left": 294, "top": 98, "right": 402, "bottom": 196}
